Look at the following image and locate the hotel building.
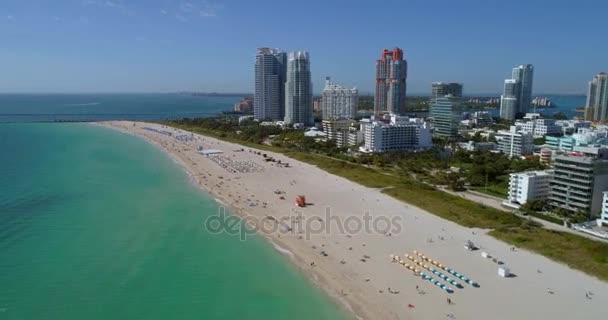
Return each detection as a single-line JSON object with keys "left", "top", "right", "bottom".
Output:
{"left": 360, "top": 115, "right": 432, "bottom": 153}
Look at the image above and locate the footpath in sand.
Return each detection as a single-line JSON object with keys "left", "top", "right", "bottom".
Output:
{"left": 100, "top": 121, "right": 607, "bottom": 320}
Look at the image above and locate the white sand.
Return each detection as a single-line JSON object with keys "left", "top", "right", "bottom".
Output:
{"left": 99, "top": 121, "right": 607, "bottom": 320}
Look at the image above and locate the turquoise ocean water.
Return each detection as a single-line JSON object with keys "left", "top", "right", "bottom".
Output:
{"left": 0, "top": 123, "right": 346, "bottom": 319}
{"left": 0, "top": 94, "right": 241, "bottom": 122}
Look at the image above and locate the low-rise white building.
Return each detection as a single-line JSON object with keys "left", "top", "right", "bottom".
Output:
{"left": 458, "top": 141, "right": 497, "bottom": 152}
{"left": 359, "top": 115, "right": 432, "bottom": 153}
{"left": 515, "top": 114, "right": 562, "bottom": 138}
{"left": 503, "top": 170, "right": 554, "bottom": 209}
{"left": 495, "top": 125, "right": 534, "bottom": 157}
{"left": 322, "top": 119, "right": 354, "bottom": 138}
{"left": 471, "top": 111, "right": 494, "bottom": 127}
{"left": 322, "top": 118, "right": 361, "bottom": 148}
{"left": 555, "top": 119, "right": 591, "bottom": 135}
{"left": 335, "top": 128, "right": 363, "bottom": 148}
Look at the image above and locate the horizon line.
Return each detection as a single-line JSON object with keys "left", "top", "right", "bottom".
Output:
{"left": 0, "top": 91, "right": 587, "bottom": 96}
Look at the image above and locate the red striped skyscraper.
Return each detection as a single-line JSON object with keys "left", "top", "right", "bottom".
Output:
{"left": 375, "top": 48, "right": 407, "bottom": 115}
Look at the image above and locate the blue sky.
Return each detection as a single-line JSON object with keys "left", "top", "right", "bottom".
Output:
{"left": 0, "top": 0, "right": 606, "bottom": 95}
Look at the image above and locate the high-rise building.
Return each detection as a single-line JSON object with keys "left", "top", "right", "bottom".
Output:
{"left": 512, "top": 64, "right": 534, "bottom": 114}
{"left": 375, "top": 48, "right": 407, "bottom": 115}
{"left": 500, "top": 79, "right": 519, "bottom": 120}
{"left": 284, "top": 51, "right": 313, "bottom": 126}
{"left": 586, "top": 72, "right": 608, "bottom": 121}
{"left": 499, "top": 65, "right": 534, "bottom": 120}
{"left": 430, "top": 95, "right": 462, "bottom": 139}
{"left": 321, "top": 77, "right": 358, "bottom": 120}
{"left": 432, "top": 82, "right": 463, "bottom": 98}
{"left": 549, "top": 153, "right": 608, "bottom": 216}
{"left": 254, "top": 48, "right": 286, "bottom": 121}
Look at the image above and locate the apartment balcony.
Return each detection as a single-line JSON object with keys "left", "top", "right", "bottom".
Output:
{"left": 554, "top": 163, "right": 593, "bottom": 172}
{"left": 552, "top": 177, "right": 593, "bottom": 188}
{"left": 551, "top": 187, "right": 590, "bottom": 203}
{"left": 548, "top": 198, "right": 589, "bottom": 211}
{"left": 553, "top": 173, "right": 592, "bottom": 183}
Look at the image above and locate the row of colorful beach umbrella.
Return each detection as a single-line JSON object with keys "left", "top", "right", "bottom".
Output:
{"left": 390, "top": 254, "right": 454, "bottom": 294}
{"left": 413, "top": 250, "right": 479, "bottom": 287}
{"left": 420, "top": 272, "right": 453, "bottom": 293}
{"left": 428, "top": 267, "right": 462, "bottom": 288}
{"left": 444, "top": 267, "right": 478, "bottom": 287}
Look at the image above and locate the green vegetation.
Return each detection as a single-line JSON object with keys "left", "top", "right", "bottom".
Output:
{"left": 534, "top": 137, "right": 546, "bottom": 145}
{"left": 489, "top": 119, "right": 513, "bottom": 131}
{"left": 490, "top": 228, "right": 608, "bottom": 280}
{"left": 470, "top": 177, "right": 509, "bottom": 198}
{"left": 357, "top": 95, "right": 374, "bottom": 111}
{"left": 357, "top": 95, "right": 430, "bottom": 112}
{"left": 163, "top": 117, "right": 608, "bottom": 281}
{"left": 519, "top": 200, "right": 565, "bottom": 225}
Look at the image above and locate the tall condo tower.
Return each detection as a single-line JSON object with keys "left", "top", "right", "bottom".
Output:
{"left": 511, "top": 64, "right": 534, "bottom": 113}
{"left": 375, "top": 48, "right": 407, "bottom": 115}
{"left": 321, "top": 77, "right": 358, "bottom": 120}
{"left": 500, "top": 79, "right": 519, "bottom": 121}
{"left": 431, "top": 82, "right": 463, "bottom": 98}
{"left": 254, "top": 48, "right": 287, "bottom": 121}
{"left": 586, "top": 72, "right": 608, "bottom": 121}
{"left": 284, "top": 51, "right": 313, "bottom": 126}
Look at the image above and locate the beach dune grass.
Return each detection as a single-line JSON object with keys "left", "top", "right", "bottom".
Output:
{"left": 168, "top": 122, "right": 608, "bottom": 281}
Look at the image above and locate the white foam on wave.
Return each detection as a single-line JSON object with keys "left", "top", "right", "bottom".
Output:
{"left": 270, "top": 240, "right": 295, "bottom": 258}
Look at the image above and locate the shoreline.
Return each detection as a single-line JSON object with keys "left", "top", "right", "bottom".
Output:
{"left": 97, "top": 121, "right": 607, "bottom": 320}
{"left": 93, "top": 121, "right": 361, "bottom": 319}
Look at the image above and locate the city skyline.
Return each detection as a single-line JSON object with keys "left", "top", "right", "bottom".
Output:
{"left": 0, "top": 0, "right": 607, "bottom": 94}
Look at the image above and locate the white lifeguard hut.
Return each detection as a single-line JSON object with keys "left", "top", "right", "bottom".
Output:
{"left": 498, "top": 267, "right": 511, "bottom": 278}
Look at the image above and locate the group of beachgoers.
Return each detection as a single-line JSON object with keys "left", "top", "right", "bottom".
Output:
{"left": 207, "top": 155, "right": 264, "bottom": 174}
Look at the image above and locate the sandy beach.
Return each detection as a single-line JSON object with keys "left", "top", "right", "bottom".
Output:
{"left": 99, "top": 121, "right": 607, "bottom": 320}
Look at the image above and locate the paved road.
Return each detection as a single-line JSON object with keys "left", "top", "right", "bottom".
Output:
{"left": 438, "top": 186, "right": 608, "bottom": 243}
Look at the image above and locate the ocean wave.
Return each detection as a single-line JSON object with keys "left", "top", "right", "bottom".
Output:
{"left": 271, "top": 241, "right": 295, "bottom": 258}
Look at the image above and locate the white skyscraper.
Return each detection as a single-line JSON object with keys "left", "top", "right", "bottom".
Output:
{"left": 284, "top": 51, "right": 313, "bottom": 126}
{"left": 500, "top": 64, "right": 534, "bottom": 120}
{"left": 500, "top": 79, "right": 519, "bottom": 120}
{"left": 586, "top": 72, "right": 608, "bottom": 121}
{"left": 512, "top": 64, "right": 534, "bottom": 114}
{"left": 321, "top": 77, "right": 358, "bottom": 120}
{"left": 254, "top": 48, "right": 286, "bottom": 121}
